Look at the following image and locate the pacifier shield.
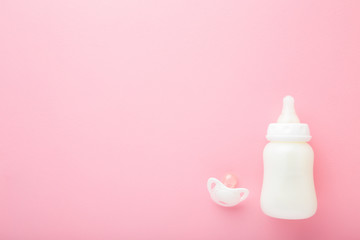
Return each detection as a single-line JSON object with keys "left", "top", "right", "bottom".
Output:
{"left": 207, "top": 177, "right": 249, "bottom": 207}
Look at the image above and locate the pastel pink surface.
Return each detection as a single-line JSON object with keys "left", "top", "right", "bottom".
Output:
{"left": 1, "top": 0, "right": 360, "bottom": 239}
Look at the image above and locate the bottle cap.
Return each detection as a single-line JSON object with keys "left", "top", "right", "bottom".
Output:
{"left": 266, "top": 96, "right": 311, "bottom": 142}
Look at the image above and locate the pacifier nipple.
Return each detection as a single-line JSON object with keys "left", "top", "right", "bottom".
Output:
{"left": 223, "top": 173, "right": 238, "bottom": 188}
{"left": 277, "top": 96, "right": 300, "bottom": 123}
{"left": 207, "top": 174, "right": 249, "bottom": 207}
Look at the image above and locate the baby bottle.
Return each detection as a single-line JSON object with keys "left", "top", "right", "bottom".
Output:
{"left": 260, "top": 96, "right": 317, "bottom": 219}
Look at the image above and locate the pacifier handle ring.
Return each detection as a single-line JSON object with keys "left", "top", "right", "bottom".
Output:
{"left": 207, "top": 177, "right": 222, "bottom": 193}
{"left": 238, "top": 188, "right": 249, "bottom": 201}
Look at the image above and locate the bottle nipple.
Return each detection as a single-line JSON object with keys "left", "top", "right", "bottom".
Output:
{"left": 277, "top": 96, "right": 300, "bottom": 123}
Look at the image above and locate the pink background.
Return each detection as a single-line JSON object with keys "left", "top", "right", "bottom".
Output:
{"left": 1, "top": 0, "right": 360, "bottom": 239}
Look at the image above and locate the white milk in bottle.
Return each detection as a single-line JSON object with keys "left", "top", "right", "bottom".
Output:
{"left": 260, "top": 96, "right": 317, "bottom": 219}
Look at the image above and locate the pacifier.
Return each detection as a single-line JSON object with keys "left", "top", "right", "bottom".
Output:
{"left": 207, "top": 174, "right": 249, "bottom": 207}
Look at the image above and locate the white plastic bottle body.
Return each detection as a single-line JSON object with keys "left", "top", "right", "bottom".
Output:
{"left": 260, "top": 142, "right": 317, "bottom": 219}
